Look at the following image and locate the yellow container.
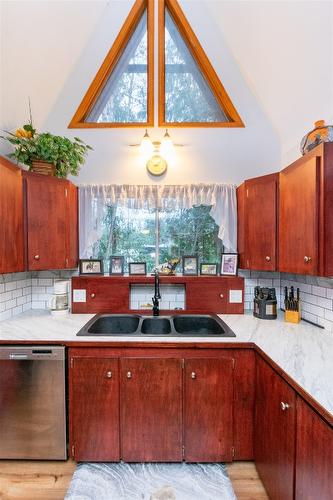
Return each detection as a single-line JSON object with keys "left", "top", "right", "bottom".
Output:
{"left": 285, "top": 309, "right": 301, "bottom": 324}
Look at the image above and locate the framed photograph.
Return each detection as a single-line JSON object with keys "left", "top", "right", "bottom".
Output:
{"left": 182, "top": 255, "right": 198, "bottom": 276}
{"left": 129, "top": 262, "right": 147, "bottom": 275}
{"left": 200, "top": 263, "right": 218, "bottom": 276}
{"left": 220, "top": 253, "right": 238, "bottom": 276}
{"left": 79, "top": 259, "right": 103, "bottom": 275}
{"left": 109, "top": 256, "right": 124, "bottom": 275}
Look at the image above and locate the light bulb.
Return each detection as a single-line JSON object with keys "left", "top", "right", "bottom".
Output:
{"left": 160, "top": 129, "right": 174, "bottom": 157}
{"left": 140, "top": 129, "right": 153, "bottom": 157}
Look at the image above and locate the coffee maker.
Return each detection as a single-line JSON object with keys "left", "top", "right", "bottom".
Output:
{"left": 253, "top": 286, "right": 277, "bottom": 320}
{"left": 48, "top": 281, "right": 70, "bottom": 316}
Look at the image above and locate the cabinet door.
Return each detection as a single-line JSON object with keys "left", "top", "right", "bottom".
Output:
{"left": 65, "top": 182, "right": 78, "bottom": 269}
{"left": 70, "top": 357, "right": 120, "bottom": 462}
{"left": 71, "top": 277, "right": 130, "bottom": 313}
{"left": 255, "top": 356, "right": 296, "bottom": 500}
{"left": 120, "top": 358, "right": 182, "bottom": 462}
{"left": 245, "top": 174, "right": 278, "bottom": 270}
{"left": 0, "top": 159, "right": 24, "bottom": 273}
{"left": 25, "top": 174, "right": 68, "bottom": 270}
{"left": 184, "top": 357, "right": 233, "bottom": 462}
{"left": 295, "top": 397, "right": 333, "bottom": 500}
{"left": 279, "top": 156, "right": 319, "bottom": 274}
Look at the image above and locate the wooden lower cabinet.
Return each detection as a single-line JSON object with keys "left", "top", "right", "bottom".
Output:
{"left": 255, "top": 355, "right": 296, "bottom": 500}
{"left": 70, "top": 357, "right": 120, "bottom": 462}
{"left": 295, "top": 397, "right": 333, "bottom": 500}
{"left": 120, "top": 358, "right": 183, "bottom": 462}
{"left": 184, "top": 358, "right": 233, "bottom": 462}
{"left": 69, "top": 348, "right": 255, "bottom": 463}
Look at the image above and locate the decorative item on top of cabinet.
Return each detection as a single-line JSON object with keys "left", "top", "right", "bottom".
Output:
{"left": 255, "top": 355, "right": 296, "bottom": 500}
{"left": 24, "top": 171, "right": 78, "bottom": 271}
{"left": 237, "top": 172, "right": 279, "bottom": 271}
{"left": 279, "top": 143, "right": 333, "bottom": 276}
{"left": 300, "top": 120, "right": 333, "bottom": 156}
{"left": 0, "top": 156, "right": 24, "bottom": 273}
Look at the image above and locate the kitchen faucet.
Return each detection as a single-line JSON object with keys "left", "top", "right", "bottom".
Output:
{"left": 152, "top": 270, "right": 161, "bottom": 316}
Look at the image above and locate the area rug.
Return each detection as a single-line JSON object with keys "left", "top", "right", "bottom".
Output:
{"left": 65, "top": 462, "right": 236, "bottom": 500}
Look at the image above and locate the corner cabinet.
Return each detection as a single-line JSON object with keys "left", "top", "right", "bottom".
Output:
{"left": 0, "top": 157, "right": 24, "bottom": 273}
{"left": 279, "top": 143, "right": 333, "bottom": 276}
{"left": 69, "top": 348, "right": 254, "bottom": 463}
{"left": 255, "top": 355, "right": 296, "bottom": 500}
{"left": 237, "top": 173, "right": 279, "bottom": 271}
{"left": 24, "top": 172, "right": 78, "bottom": 271}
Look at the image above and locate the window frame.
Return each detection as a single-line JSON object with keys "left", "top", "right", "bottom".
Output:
{"left": 158, "top": 0, "right": 244, "bottom": 128}
{"left": 68, "top": 0, "right": 154, "bottom": 128}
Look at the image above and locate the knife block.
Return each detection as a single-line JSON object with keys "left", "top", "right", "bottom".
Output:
{"left": 285, "top": 309, "right": 301, "bottom": 324}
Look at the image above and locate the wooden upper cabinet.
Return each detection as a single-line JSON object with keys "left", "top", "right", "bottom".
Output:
{"left": 255, "top": 355, "right": 296, "bottom": 500}
{"left": 24, "top": 172, "right": 78, "bottom": 271}
{"left": 279, "top": 143, "right": 333, "bottom": 276}
{"left": 0, "top": 157, "right": 24, "bottom": 273}
{"left": 295, "top": 396, "right": 333, "bottom": 500}
{"left": 237, "top": 173, "right": 279, "bottom": 271}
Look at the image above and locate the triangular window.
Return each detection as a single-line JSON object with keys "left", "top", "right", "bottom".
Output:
{"left": 158, "top": 0, "right": 244, "bottom": 127}
{"left": 69, "top": 0, "right": 243, "bottom": 128}
{"left": 69, "top": 0, "right": 154, "bottom": 128}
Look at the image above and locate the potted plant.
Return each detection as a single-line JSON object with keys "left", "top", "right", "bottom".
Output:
{"left": 1, "top": 122, "right": 92, "bottom": 178}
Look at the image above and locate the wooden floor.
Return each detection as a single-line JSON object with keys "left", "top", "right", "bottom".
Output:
{"left": 0, "top": 460, "right": 269, "bottom": 500}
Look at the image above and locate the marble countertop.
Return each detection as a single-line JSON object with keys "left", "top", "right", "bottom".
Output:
{"left": 0, "top": 311, "right": 332, "bottom": 416}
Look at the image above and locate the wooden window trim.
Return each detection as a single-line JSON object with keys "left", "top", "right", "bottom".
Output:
{"left": 68, "top": 0, "right": 154, "bottom": 129}
{"left": 158, "top": 0, "right": 244, "bottom": 128}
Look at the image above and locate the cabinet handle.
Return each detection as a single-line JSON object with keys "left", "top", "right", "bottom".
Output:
{"left": 191, "top": 372, "right": 196, "bottom": 379}
{"left": 106, "top": 371, "right": 112, "bottom": 379}
{"left": 219, "top": 294, "right": 224, "bottom": 299}
{"left": 90, "top": 293, "right": 96, "bottom": 299}
{"left": 304, "top": 256, "right": 312, "bottom": 263}
{"left": 126, "top": 371, "right": 132, "bottom": 379}
{"left": 280, "top": 402, "right": 290, "bottom": 411}
{"left": 34, "top": 255, "right": 40, "bottom": 260}
{"left": 265, "top": 256, "right": 271, "bottom": 262}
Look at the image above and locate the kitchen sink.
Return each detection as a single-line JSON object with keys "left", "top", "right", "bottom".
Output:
{"left": 141, "top": 318, "right": 172, "bottom": 335}
{"left": 77, "top": 314, "right": 236, "bottom": 337}
{"left": 87, "top": 315, "right": 140, "bottom": 335}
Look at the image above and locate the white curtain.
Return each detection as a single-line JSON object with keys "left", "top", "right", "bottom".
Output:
{"left": 79, "top": 184, "right": 237, "bottom": 257}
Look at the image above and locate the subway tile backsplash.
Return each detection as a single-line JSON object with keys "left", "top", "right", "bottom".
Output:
{"left": 1, "top": 269, "right": 333, "bottom": 333}
{"left": 130, "top": 284, "right": 185, "bottom": 311}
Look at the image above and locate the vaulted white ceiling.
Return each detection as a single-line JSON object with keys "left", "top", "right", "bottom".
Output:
{"left": 0, "top": 0, "right": 332, "bottom": 185}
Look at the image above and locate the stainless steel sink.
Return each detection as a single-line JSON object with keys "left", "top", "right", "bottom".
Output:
{"left": 77, "top": 314, "right": 236, "bottom": 337}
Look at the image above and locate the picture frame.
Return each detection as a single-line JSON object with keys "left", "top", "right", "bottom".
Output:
{"left": 200, "top": 263, "right": 218, "bottom": 276}
{"left": 79, "top": 259, "right": 104, "bottom": 275}
{"left": 109, "top": 256, "right": 124, "bottom": 276}
{"left": 129, "top": 262, "right": 147, "bottom": 275}
{"left": 182, "top": 255, "right": 198, "bottom": 276}
{"left": 220, "top": 253, "right": 238, "bottom": 276}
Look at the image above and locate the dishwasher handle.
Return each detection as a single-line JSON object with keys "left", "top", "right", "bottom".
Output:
{"left": 9, "top": 353, "right": 28, "bottom": 360}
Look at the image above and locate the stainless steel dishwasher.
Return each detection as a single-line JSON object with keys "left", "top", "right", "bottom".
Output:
{"left": 0, "top": 346, "right": 67, "bottom": 459}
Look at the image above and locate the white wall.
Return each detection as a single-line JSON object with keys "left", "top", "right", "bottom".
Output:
{"left": 0, "top": 0, "right": 332, "bottom": 185}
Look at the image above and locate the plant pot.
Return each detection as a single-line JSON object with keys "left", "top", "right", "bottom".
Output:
{"left": 31, "top": 160, "right": 56, "bottom": 176}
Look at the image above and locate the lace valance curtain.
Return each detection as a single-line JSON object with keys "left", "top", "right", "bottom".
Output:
{"left": 79, "top": 184, "right": 237, "bottom": 257}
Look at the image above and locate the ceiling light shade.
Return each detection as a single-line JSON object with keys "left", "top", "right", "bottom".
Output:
{"left": 160, "top": 129, "right": 174, "bottom": 157}
{"left": 140, "top": 129, "right": 153, "bottom": 156}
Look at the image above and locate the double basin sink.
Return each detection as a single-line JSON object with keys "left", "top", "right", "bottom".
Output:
{"left": 77, "top": 314, "right": 236, "bottom": 338}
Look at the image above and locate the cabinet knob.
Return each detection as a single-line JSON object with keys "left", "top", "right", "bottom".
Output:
{"left": 106, "top": 371, "right": 112, "bottom": 379}
{"left": 34, "top": 255, "right": 40, "bottom": 260}
{"left": 126, "top": 371, "right": 132, "bottom": 379}
{"left": 280, "top": 401, "right": 290, "bottom": 411}
{"left": 90, "top": 293, "right": 96, "bottom": 299}
{"left": 265, "top": 256, "right": 271, "bottom": 262}
{"left": 219, "top": 294, "right": 224, "bottom": 299}
{"left": 304, "top": 256, "right": 312, "bottom": 263}
{"left": 191, "top": 372, "right": 196, "bottom": 379}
